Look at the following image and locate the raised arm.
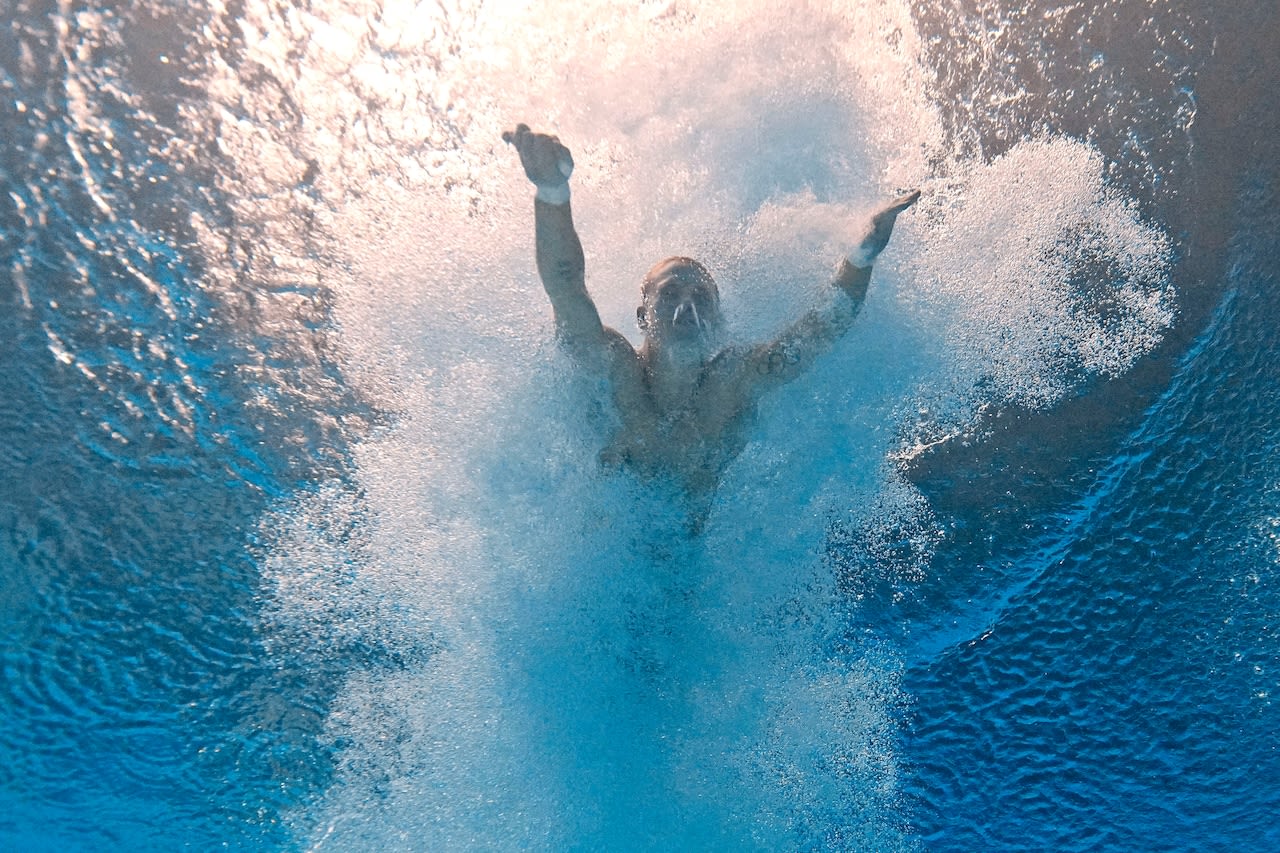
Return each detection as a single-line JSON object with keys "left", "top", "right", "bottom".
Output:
{"left": 740, "top": 189, "right": 920, "bottom": 389}
{"left": 504, "top": 124, "right": 612, "bottom": 352}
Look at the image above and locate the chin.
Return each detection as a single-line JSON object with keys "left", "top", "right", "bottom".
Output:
{"left": 663, "top": 329, "right": 716, "bottom": 356}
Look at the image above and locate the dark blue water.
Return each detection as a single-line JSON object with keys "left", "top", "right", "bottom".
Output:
{"left": 891, "top": 3, "right": 1280, "bottom": 848}
{"left": 902, "top": 199, "right": 1280, "bottom": 850}
{"left": 2, "top": 0, "right": 1278, "bottom": 849}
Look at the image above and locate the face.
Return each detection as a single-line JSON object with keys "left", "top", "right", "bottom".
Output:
{"left": 638, "top": 258, "right": 722, "bottom": 344}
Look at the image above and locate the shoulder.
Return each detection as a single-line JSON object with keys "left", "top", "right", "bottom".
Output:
{"left": 602, "top": 326, "right": 639, "bottom": 363}
{"left": 708, "top": 337, "right": 808, "bottom": 401}
{"left": 702, "top": 345, "right": 762, "bottom": 397}
{"left": 599, "top": 326, "right": 643, "bottom": 383}
{"left": 706, "top": 345, "right": 746, "bottom": 375}
{"left": 560, "top": 324, "right": 636, "bottom": 364}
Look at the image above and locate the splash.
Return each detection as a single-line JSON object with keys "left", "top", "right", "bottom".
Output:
{"left": 204, "top": 0, "right": 1179, "bottom": 848}
{"left": 907, "top": 139, "right": 1173, "bottom": 415}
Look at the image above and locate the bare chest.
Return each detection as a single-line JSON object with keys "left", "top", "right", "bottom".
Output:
{"left": 601, "top": 357, "right": 753, "bottom": 490}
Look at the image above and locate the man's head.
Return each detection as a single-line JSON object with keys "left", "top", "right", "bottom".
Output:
{"left": 637, "top": 256, "right": 723, "bottom": 347}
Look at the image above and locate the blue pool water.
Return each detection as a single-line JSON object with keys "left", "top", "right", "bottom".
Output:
{"left": 2, "top": 0, "right": 1278, "bottom": 850}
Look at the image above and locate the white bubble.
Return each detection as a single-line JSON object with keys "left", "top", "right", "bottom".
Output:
{"left": 219, "top": 1, "right": 1175, "bottom": 849}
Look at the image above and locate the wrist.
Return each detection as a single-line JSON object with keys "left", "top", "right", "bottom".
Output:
{"left": 535, "top": 182, "right": 570, "bottom": 205}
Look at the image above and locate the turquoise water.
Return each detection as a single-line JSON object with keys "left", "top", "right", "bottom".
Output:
{"left": 2, "top": 1, "right": 1277, "bottom": 849}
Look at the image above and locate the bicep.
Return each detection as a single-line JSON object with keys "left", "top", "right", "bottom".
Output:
{"left": 548, "top": 281, "right": 609, "bottom": 346}
{"left": 557, "top": 320, "right": 638, "bottom": 387}
{"left": 743, "top": 311, "right": 836, "bottom": 386}
{"left": 531, "top": 200, "right": 610, "bottom": 348}
{"left": 742, "top": 275, "right": 866, "bottom": 389}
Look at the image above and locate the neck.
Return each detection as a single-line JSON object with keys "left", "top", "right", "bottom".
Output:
{"left": 642, "top": 337, "right": 710, "bottom": 407}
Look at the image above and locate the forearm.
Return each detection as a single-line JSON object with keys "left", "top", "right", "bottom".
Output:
{"left": 535, "top": 198, "right": 585, "bottom": 290}
{"left": 758, "top": 243, "right": 882, "bottom": 377}
{"left": 748, "top": 268, "right": 863, "bottom": 383}
{"left": 833, "top": 258, "right": 872, "bottom": 311}
{"left": 534, "top": 198, "right": 602, "bottom": 340}
{"left": 788, "top": 260, "right": 870, "bottom": 349}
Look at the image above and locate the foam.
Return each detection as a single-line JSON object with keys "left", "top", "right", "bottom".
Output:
{"left": 209, "top": 1, "right": 1177, "bottom": 849}
{"left": 904, "top": 139, "right": 1174, "bottom": 417}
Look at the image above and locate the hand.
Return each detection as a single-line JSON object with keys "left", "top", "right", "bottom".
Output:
{"left": 503, "top": 123, "right": 574, "bottom": 190}
{"left": 849, "top": 189, "right": 921, "bottom": 267}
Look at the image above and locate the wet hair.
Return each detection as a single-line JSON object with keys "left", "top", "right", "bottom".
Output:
{"left": 640, "top": 256, "right": 720, "bottom": 304}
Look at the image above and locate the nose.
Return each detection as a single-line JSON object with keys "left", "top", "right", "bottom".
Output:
{"left": 672, "top": 299, "right": 701, "bottom": 327}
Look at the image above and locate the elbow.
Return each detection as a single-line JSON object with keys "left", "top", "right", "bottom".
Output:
{"left": 538, "top": 258, "right": 586, "bottom": 292}
{"left": 556, "top": 257, "right": 586, "bottom": 281}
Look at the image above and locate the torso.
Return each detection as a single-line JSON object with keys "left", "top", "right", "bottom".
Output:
{"left": 597, "top": 330, "right": 754, "bottom": 498}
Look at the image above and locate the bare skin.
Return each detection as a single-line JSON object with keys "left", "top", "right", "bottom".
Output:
{"left": 505, "top": 123, "right": 919, "bottom": 514}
